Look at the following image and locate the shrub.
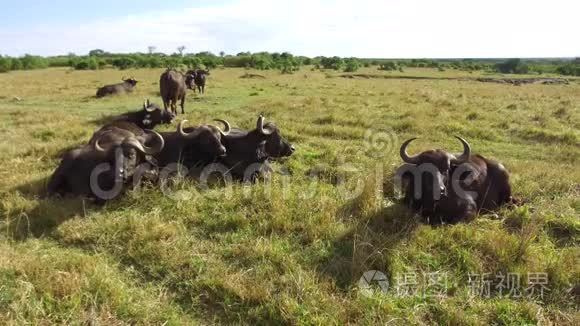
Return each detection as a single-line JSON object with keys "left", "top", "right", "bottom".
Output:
{"left": 343, "top": 58, "right": 361, "bottom": 72}
{"left": 11, "top": 59, "right": 23, "bottom": 70}
{"left": 202, "top": 56, "right": 220, "bottom": 69}
{"left": 495, "top": 59, "right": 529, "bottom": 74}
{"left": 18, "top": 55, "right": 48, "bottom": 70}
{"left": 183, "top": 56, "right": 202, "bottom": 69}
{"left": 556, "top": 63, "right": 580, "bottom": 76}
{"left": 0, "top": 56, "right": 12, "bottom": 73}
{"left": 112, "top": 56, "right": 136, "bottom": 70}
{"left": 74, "top": 57, "right": 99, "bottom": 70}
{"left": 320, "top": 56, "right": 344, "bottom": 70}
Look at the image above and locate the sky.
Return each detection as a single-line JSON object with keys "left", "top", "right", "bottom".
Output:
{"left": 0, "top": 0, "right": 578, "bottom": 58}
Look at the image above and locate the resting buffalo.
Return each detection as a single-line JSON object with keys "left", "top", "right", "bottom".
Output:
{"left": 88, "top": 101, "right": 170, "bottom": 147}
{"left": 396, "top": 136, "right": 514, "bottom": 224}
{"left": 47, "top": 130, "right": 164, "bottom": 202}
{"left": 160, "top": 69, "right": 195, "bottom": 114}
{"left": 185, "top": 69, "right": 209, "bottom": 94}
{"left": 219, "top": 115, "right": 295, "bottom": 180}
{"left": 111, "top": 99, "right": 175, "bottom": 129}
{"left": 96, "top": 77, "right": 138, "bottom": 98}
{"left": 154, "top": 119, "right": 231, "bottom": 170}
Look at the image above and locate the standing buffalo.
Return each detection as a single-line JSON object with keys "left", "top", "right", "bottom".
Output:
{"left": 396, "top": 136, "right": 514, "bottom": 224}
{"left": 185, "top": 69, "right": 209, "bottom": 94}
{"left": 154, "top": 119, "right": 231, "bottom": 170}
{"left": 160, "top": 69, "right": 195, "bottom": 115}
{"left": 47, "top": 131, "right": 164, "bottom": 202}
{"left": 109, "top": 99, "right": 175, "bottom": 130}
{"left": 219, "top": 115, "right": 295, "bottom": 180}
{"left": 96, "top": 77, "right": 138, "bottom": 98}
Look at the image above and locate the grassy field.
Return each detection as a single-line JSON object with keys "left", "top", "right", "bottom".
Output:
{"left": 0, "top": 66, "right": 578, "bottom": 325}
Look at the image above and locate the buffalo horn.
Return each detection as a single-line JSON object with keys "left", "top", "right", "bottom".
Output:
{"left": 256, "top": 115, "right": 273, "bottom": 135}
{"left": 178, "top": 120, "right": 204, "bottom": 139}
{"left": 451, "top": 136, "right": 471, "bottom": 164}
{"left": 214, "top": 119, "right": 231, "bottom": 136}
{"left": 399, "top": 138, "right": 421, "bottom": 164}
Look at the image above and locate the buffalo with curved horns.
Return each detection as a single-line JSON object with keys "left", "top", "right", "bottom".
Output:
{"left": 219, "top": 115, "right": 295, "bottom": 181}
{"left": 96, "top": 77, "right": 138, "bottom": 98}
{"left": 154, "top": 119, "right": 231, "bottom": 170}
{"left": 396, "top": 136, "right": 514, "bottom": 224}
{"left": 113, "top": 99, "right": 175, "bottom": 129}
{"left": 185, "top": 69, "right": 209, "bottom": 94}
{"left": 47, "top": 131, "right": 165, "bottom": 202}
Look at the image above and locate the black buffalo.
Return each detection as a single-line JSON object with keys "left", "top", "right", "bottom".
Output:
{"left": 160, "top": 69, "right": 195, "bottom": 115}
{"left": 185, "top": 69, "right": 209, "bottom": 94}
{"left": 110, "top": 99, "right": 175, "bottom": 129}
{"left": 219, "top": 115, "right": 295, "bottom": 180}
{"left": 47, "top": 131, "right": 164, "bottom": 202}
{"left": 96, "top": 77, "right": 138, "bottom": 98}
{"left": 396, "top": 136, "right": 514, "bottom": 224}
{"left": 154, "top": 119, "right": 231, "bottom": 170}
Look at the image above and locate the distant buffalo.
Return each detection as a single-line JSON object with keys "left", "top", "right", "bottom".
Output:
{"left": 160, "top": 69, "right": 195, "bottom": 115}
{"left": 185, "top": 69, "right": 209, "bottom": 94}
{"left": 396, "top": 136, "right": 514, "bottom": 224}
{"left": 96, "top": 77, "right": 138, "bottom": 98}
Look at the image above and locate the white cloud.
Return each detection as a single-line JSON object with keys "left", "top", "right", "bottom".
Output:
{"left": 1, "top": 0, "right": 578, "bottom": 57}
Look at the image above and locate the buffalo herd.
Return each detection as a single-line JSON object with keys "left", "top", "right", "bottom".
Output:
{"left": 49, "top": 70, "right": 515, "bottom": 224}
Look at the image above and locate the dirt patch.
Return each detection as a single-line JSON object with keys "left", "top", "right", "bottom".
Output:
{"left": 339, "top": 74, "right": 570, "bottom": 85}
{"left": 240, "top": 73, "right": 266, "bottom": 79}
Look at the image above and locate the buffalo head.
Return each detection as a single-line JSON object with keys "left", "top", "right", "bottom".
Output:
{"left": 398, "top": 136, "right": 471, "bottom": 210}
{"left": 255, "top": 115, "right": 295, "bottom": 158}
{"left": 94, "top": 130, "right": 165, "bottom": 181}
{"left": 142, "top": 98, "right": 175, "bottom": 127}
{"left": 178, "top": 119, "right": 231, "bottom": 158}
{"left": 122, "top": 76, "right": 138, "bottom": 87}
{"left": 184, "top": 70, "right": 197, "bottom": 90}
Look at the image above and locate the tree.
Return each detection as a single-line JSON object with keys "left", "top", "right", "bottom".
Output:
{"left": 320, "top": 56, "right": 344, "bottom": 70}
{"left": 344, "top": 58, "right": 361, "bottom": 72}
{"left": 495, "top": 58, "right": 529, "bottom": 74}
{"left": 219, "top": 51, "right": 225, "bottom": 57}
{"left": 89, "top": 49, "right": 105, "bottom": 57}
{"left": 148, "top": 46, "right": 156, "bottom": 55}
{"left": 177, "top": 46, "right": 186, "bottom": 56}
{"left": 0, "top": 56, "right": 12, "bottom": 73}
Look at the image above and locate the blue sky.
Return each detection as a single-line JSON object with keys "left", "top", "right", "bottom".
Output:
{"left": 1, "top": 0, "right": 578, "bottom": 58}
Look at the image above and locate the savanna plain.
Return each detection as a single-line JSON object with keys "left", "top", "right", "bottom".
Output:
{"left": 0, "top": 67, "right": 579, "bottom": 324}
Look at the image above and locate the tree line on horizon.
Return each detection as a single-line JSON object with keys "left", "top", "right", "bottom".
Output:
{"left": 0, "top": 49, "right": 578, "bottom": 76}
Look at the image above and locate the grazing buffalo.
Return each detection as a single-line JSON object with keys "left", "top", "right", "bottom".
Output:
{"left": 160, "top": 69, "right": 195, "bottom": 115}
{"left": 112, "top": 99, "right": 175, "bottom": 129}
{"left": 219, "top": 115, "right": 295, "bottom": 180}
{"left": 96, "top": 77, "right": 138, "bottom": 98}
{"left": 396, "top": 136, "right": 514, "bottom": 224}
{"left": 154, "top": 119, "right": 231, "bottom": 170}
{"left": 185, "top": 69, "right": 209, "bottom": 94}
{"left": 47, "top": 131, "right": 164, "bottom": 202}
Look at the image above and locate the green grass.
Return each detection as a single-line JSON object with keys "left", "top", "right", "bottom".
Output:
{"left": 0, "top": 67, "right": 579, "bottom": 324}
